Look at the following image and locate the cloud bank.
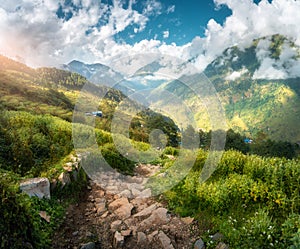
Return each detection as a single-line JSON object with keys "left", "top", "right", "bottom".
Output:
{"left": 1, "top": 0, "right": 300, "bottom": 79}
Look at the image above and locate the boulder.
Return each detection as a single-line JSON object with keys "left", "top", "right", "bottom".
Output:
{"left": 113, "top": 231, "right": 124, "bottom": 248}
{"left": 194, "top": 238, "right": 205, "bottom": 249}
{"left": 137, "top": 232, "right": 147, "bottom": 244}
{"left": 58, "top": 172, "right": 71, "bottom": 187}
{"left": 158, "top": 231, "right": 175, "bottom": 249}
{"left": 139, "top": 208, "right": 169, "bottom": 229}
{"left": 20, "top": 178, "right": 50, "bottom": 199}
{"left": 114, "top": 203, "right": 134, "bottom": 220}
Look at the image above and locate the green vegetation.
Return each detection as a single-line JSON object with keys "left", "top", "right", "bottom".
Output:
{"left": 1, "top": 46, "right": 300, "bottom": 249}
{"left": 199, "top": 129, "right": 299, "bottom": 159}
{"left": 162, "top": 149, "right": 300, "bottom": 249}
{"left": 0, "top": 170, "right": 67, "bottom": 248}
{"left": 0, "top": 111, "right": 73, "bottom": 176}
{"left": 0, "top": 54, "right": 180, "bottom": 248}
{"left": 161, "top": 34, "right": 300, "bottom": 142}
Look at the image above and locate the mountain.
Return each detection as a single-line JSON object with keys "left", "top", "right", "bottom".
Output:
{"left": 159, "top": 34, "right": 300, "bottom": 142}
{"left": 0, "top": 55, "right": 179, "bottom": 145}
{"left": 62, "top": 60, "right": 123, "bottom": 86}
{"left": 60, "top": 34, "right": 300, "bottom": 142}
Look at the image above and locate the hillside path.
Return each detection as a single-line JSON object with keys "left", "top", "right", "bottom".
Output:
{"left": 52, "top": 164, "right": 200, "bottom": 249}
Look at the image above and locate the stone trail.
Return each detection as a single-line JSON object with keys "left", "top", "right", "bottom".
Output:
{"left": 52, "top": 162, "right": 228, "bottom": 249}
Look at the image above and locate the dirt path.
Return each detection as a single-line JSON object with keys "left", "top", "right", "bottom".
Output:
{"left": 52, "top": 164, "right": 201, "bottom": 249}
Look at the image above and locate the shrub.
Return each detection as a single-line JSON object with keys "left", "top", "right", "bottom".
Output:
{"left": 0, "top": 171, "right": 49, "bottom": 248}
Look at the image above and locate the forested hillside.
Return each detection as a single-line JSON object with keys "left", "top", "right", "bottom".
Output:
{"left": 0, "top": 55, "right": 179, "bottom": 248}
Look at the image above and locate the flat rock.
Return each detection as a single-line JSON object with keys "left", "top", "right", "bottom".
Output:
{"left": 20, "top": 178, "right": 50, "bottom": 199}
{"left": 118, "top": 189, "right": 132, "bottom": 199}
{"left": 212, "top": 233, "right": 224, "bottom": 241}
{"left": 101, "top": 211, "right": 109, "bottom": 218}
{"left": 111, "top": 220, "right": 122, "bottom": 231}
{"left": 109, "top": 197, "right": 129, "bottom": 211}
{"left": 95, "top": 202, "right": 107, "bottom": 215}
{"left": 181, "top": 217, "right": 194, "bottom": 225}
{"left": 133, "top": 203, "right": 157, "bottom": 218}
{"left": 139, "top": 208, "right": 169, "bottom": 229}
{"left": 58, "top": 172, "right": 71, "bottom": 187}
{"left": 131, "top": 188, "right": 142, "bottom": 197}
{"left": 121, "top": 230, "right": 132, "bottom": 237}
{"left": 138, "top": 188, "right": 152, "bottom": 198}
{"left": 114, "top": 203, "right": 134, "bottom": 220}
{"left": 106, "top": 185, "right": 119, "bottom": 194}
{"left": 127, "top": 183, "right": 144, "bottom": 191}
{"left": 80, "top": 242, "right": 95, "bottom": 249}
{"left": 130, "top": 198, "right": 149, "bottom": 212}
{"left": 95, "top": 197, "right": 106, "bottom": 204}
{"left": 124, "top": 217, "right": 135, "bottom": 228}
{"left": 148, "top": 230, "right": 159, "bottom": 242}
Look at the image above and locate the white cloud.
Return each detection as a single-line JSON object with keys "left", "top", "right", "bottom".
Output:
{"left": 226, "top": 67, "right": 248, "bottom": 81}
{"left": 181, "top": 0, "right": 300, "bottom": 76}
{"left": 1, "top": 0, "right": 300, "bottom": 81}
{"left": 0, "top": 0, "right": 154, "bottom": 67}
{"left": 163, "top": 30, "right": 169, "bottom": 39}
{"left": 167, "top": 5, "right": 175, "bottom": 14}
{"left": 142, "top": 0, "right": 162, "bottom": 16}
{"left": 253, "top": 36, "right": 300, "bottom": 79}
{"left": 253, "top": 57, "right": 287, "bottom": 79}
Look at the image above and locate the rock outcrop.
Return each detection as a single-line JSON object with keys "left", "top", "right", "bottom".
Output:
{"left": 20, "top": 177, "right": 50, "bottom": 199}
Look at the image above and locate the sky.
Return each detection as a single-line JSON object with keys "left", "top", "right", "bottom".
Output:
{"left": 1, "top": 0, "right": 300, "bottom": 77}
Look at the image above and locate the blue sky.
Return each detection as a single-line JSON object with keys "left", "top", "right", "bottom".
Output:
{"left": 115, "top": 0, "right": 233, "bottom": 45}
{"left": 0, "top": 0, "right": 297, "bottom": 73}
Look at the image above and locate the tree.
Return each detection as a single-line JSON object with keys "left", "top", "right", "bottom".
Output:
{"left": 181, "top": 125, "right": 199, "bottom": 149}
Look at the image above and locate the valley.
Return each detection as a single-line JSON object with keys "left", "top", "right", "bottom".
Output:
{"left": 0, "top": 34, "right": 299, "bottom": 249}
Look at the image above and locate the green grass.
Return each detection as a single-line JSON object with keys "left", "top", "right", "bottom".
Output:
{"left": 161, "top": 149, "right": 300, "bottom": 248}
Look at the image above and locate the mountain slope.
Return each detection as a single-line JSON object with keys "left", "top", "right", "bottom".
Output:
{"left": 158, "top": 34, "right": 300, "bottom": 142}
{"left": 63, "top": 60, "right": 123, "bottom": 86}
{"left": 60, "top": 34, "right": 300, "bottom": 142}
{"left": 0, "top": 55, "right": 179, "bottom": 145}
{"left": 202, "top": 34, "right": 300, "bottom": 142}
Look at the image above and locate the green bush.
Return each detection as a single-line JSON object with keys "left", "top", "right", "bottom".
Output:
{"left": 0, "top": 171, "right": 52, "bottom": 248}
{"left": 101, "top": 143, "right": 136, "bottom": 174}
{"left": 164, "top": 149, "right": 300, "bottom": 248}
{"left": 0, "top": 111, "right": 73, "bottom": 176}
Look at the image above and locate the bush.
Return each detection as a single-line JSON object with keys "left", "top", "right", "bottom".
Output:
{"left": 164, "top": 149, "right": 300, "bottom": 248}
{"left": 0, "top": 111, "right": 73, "bottom": 176}
{"left": 0, "top": 171, "right": 50, "bottom": 248}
